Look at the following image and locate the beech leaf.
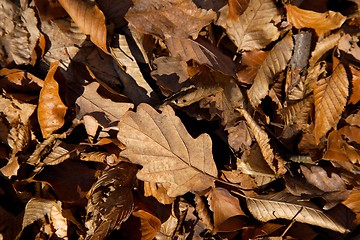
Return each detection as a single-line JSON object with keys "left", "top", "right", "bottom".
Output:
{"left": 309, "top": 33, "right": 342, "bottom": 67}
{"left": 246, "top": 191, "right": 350, "bottom": 233}
{"left": 218, "top": 0, "right": 280, "bottom": 51}
{"left": 38, "top": 62, "right": 67, "bottom": 139}
{"left": 314, "top": 63, "right": 349, "bottom": 144}
{"left": 247, "top": 33, "right": 294, "bottom": 108}
{"left": 118, "top": 103, "right": 218, "bottom": 197}
{"left": 57, "top": 0, "right": 108, "bottom": 53}
{"left": 286, "top": 4, "right": 346, "bottom": 36}
{"left": 125, "top": 0, "right": 216, "bottom": 39}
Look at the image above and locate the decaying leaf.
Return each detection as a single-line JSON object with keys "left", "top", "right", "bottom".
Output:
{"left": 246, "top": 191, "right": 351, "bottom": 233}
{"left": 286, "top": 4, "right": 346, "bottom": 36}
{"left": 86, "top": 162, "right": 137, "bottom": 239}
{"left": 57, "top": 0, "right": 108, "bottom": 53}
{"left": 38, "top": 62, "right": 68, "bottom": 139}
{"left": 314, "top": 63, "right": 349, "bottom": 144}
{"left": 247, "top": 33, "right": 294, "bottom": 107}
{"left": 118, "top": 103, "right": 218, "bottom": 197}
{"left": 125, "top": 0, "right": 216, "bottom": 39}
{"left": 218, "top": 0, "right": 280, "bottom": 51}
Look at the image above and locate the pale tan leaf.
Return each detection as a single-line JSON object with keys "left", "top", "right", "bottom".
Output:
{"left": 75, "top": 82, "right": 133, "bottom": 127}
{"left": 246, "top": 191, "right": 350, "bottom": 233}
{"left": 207, "top": 187, "right": 248, "bottom": 232}
{"left": 237, "top": 108, "right": 286, "bottom": 175}
{"left": 286, "top": 4, "right": 346, "bottom": 36}
{"left": 247, "top": 33, "right": 294, "bottom": 107}
{"left": 309, "top": 33, "right": 342, "bottom": 67}
{"left": 118, "top": 103, "right": 218, "bottom": 197}
{"left": 165, "top": 37, "right": 236, "bottom": 77}
{"left": 111, "top": 34, "right": 159, "bottom": 105}
{"left": 218, "top": 0, "right": 280, "bottom": 51}
{"left": 57, "top": 0, "right": 108, "bottom": 53}
{"left": 125, "top": 0, "right": 216, "bottom": 39}
{"left": 337, "top": 34, "right": 360, "bottom": 62}
{"left": 314, "top": 63, "right": 349, "bottom": 144}
{"left": 38, "top": 62, "right": 68, "bottom": 139}
{"left": 7, "top": 122, "right": 31, "bottom": 154}
{"left": 50, "top": 204, "right": 68, "bottom": 239}
{"left": 144, "top": 182, "right": 176, "bottom": 205}
{"left": 0, "top": 156, "right": 19, "bottom": 178}
{"left": 279, "top": 95, "right": 313, "bottom": 127}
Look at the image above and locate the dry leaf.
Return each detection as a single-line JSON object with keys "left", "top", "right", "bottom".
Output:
{"left": 97, "top": 0, "right": 132, "bottom": 28}
{"left": 279, "top": 95, "right": 313, "bottom": 128}
{"left": 343, "top": 189, "right": 360, "bottom": 226}
{"left": 57, "top": 0, "right": 108, "bottom": 53}
{"left": 132, "top": 209, "right": 162, "bottom": 240}
{"left": 237, "top": 50, "right": 268, "bottom": 85}
{"left": 207, "top": 187, "right": 248, "bottom": 232}
{"left": 218, "top": 0, "right": 280, "bottom": 51}
{"left": 314, "top": 63, "right": 349, "bottom": 144}
{"left": 118, "top": 103, "right": 218, "bottom": 197}
{"left": 165, "top": 37, "right": 236, "bottom": 77}
{"left": 0, "top": 68, "right": 44, "bottom": 93}
{"left": 308, "top": 32, "right": 342, "bottom": 67}
{"left": 247, "top": 33, "right": 294, "bottom": 108}
{"left": 125, "top": 0, "right": 216, "bottom": 39}
{"left": 75, "top": 82, "right": 133, "bottom": 127}
{"left": 195, "top": 194, "right": 213, "bottom": 230}
{"left": 228, "top": 0, "right": 249, "bottom": 18}
{"left": 38, "top": 62, "right": 68, "bottom": 139}
{"left": 143, "top": 182, "right": 176, "bottom": 205}
{"left": 286, "top": 4, "right": 346, "bottom": 36}
{"left": 246, "top": 191, "right": 350, "bottom": 233}
{"left": 237, "top": 108, "right": 285, "bottom": 175}
{"left": 349, "top": 65, "right": 360, "bottom": 104}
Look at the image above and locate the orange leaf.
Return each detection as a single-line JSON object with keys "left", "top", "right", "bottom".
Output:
{"left": 349, "top": 65, "right": 360, "bottom": 104}
{"left": 286, "top": 4, "right": 346, "bottom": 36}
{"left": 57, "top": 0, "right": 108, "bottom": 53}
{"left": 38, "top": 62, "right": 67, "bottom": 138}
{"left": 314, "top": 63, "right": 349, "bottom": 144}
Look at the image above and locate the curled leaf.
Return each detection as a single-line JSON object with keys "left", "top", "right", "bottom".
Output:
{"left": 38, "top": 62, "right": 67, "bottom": 139}
{"left": 118, "top": 103, "right": 218, "bottom": 197}
{"left": 286, "top": 4, "right": 346, "bottom": 36}
{"left": 57, "top": 0, "right": 108, "bottom": 53}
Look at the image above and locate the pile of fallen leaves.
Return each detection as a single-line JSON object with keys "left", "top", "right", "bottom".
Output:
{"left": 1, "top": 0, "right": 360, "bottom": 239}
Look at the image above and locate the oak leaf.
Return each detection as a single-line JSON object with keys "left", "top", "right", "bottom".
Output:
{"left": 57, "top": 0, "right": 108, "bottom": 53}
{"left": 314, "top": 63, "right": 349, "bottom": 144}
{"left": 125, "top": 0, "right": 216, "bottom": 39}
{"left": 247, "top": 33, "right": 293, "bottom": 108}
{"left": 117, "top": 103, "right": 218, "bottom": 197}
{"left": 38, "top": 62, "right": 68, "bottom": 139}
{"left": 218, "top": 0, "right": 280, "bottom": 51}
{"left": 286, "top": 4, "right": 346, "bottom": 36}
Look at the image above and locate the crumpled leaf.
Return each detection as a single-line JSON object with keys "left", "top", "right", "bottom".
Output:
{"left": 144, "top": 182, "right": 176, "bottom": 205}
{"left": 165, "top": 37, "right": 236, "bottom": 77}
{"left": 338, "top": 34, "right": 360, "bottom": 62}
{"left": 0, "top": 68, "right": 44, "bottom": 93}
{"left": 207, "top": 187, "right": 248, "bottom": 232}
{"left": 75, "top": 81, "right": 133, "bottom": 127}
{"left": 237, "top": 108, "right": 286, "bottom": 175}
{"left": 132, "top": 209, "right": 162, "bottom": 240}
{"left": 125, "top": 0, "right": 216, "bottom": 39}
{"left": 195, "top": 194, "right": 213, "bottom": 230}
{"left": 38, "top": 62, "right": 68, "bottom": 139}
{"left": 57, "top": 0, "right": 108, "bottom": 53}
{"left": 118, "top": 103, "right": 218, "bottom": 197}
{"left": 217, "top": 0, "right": 280, "bottom": 51}
{"left": 237, "top": 50, "right": 268, "bottom": 85}
{"left": 86, "top": 162, "right": 137, "bottom": 239}
{"left": 246, "top": 191, "right": 351, "bottom": 233}
{"left": 279, "top": 95, "right": 313, "bottom": 128}
{"left": 314, "top": 63, "right": 349, "bottom": 144}
{"left": 285, "top": 4, "right": 346, "bottom": 36}
{"left": 247, "top": 33, "right": 294, "bottom": 107}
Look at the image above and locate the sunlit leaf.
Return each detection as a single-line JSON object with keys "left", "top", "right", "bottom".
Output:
{"left": 286, "top": 4, "right": 346, "bottom": 36}
{"left": 309, "top": 32, "right": 342, "bottom": 67}
{"left": 118, "top": 103, "right": 218, "bottom": 197}
{"left": 38, "top": 62, "right": 68, "bottom": 139}
{"left": 218, "top": 0, "right": 280, "bottom": 51}
{"left": 57, "top": 0, "right": 108, "bottom": 53}
{"left": 247, "top": 33, "right": 293, "bottom": 107}
{"left": 314, "top": 63, "right": 349, "bottom": 144}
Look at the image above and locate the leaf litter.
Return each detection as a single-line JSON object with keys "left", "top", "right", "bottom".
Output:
{"left": 0, "top": 0, "right": 360, "bottom": 239}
